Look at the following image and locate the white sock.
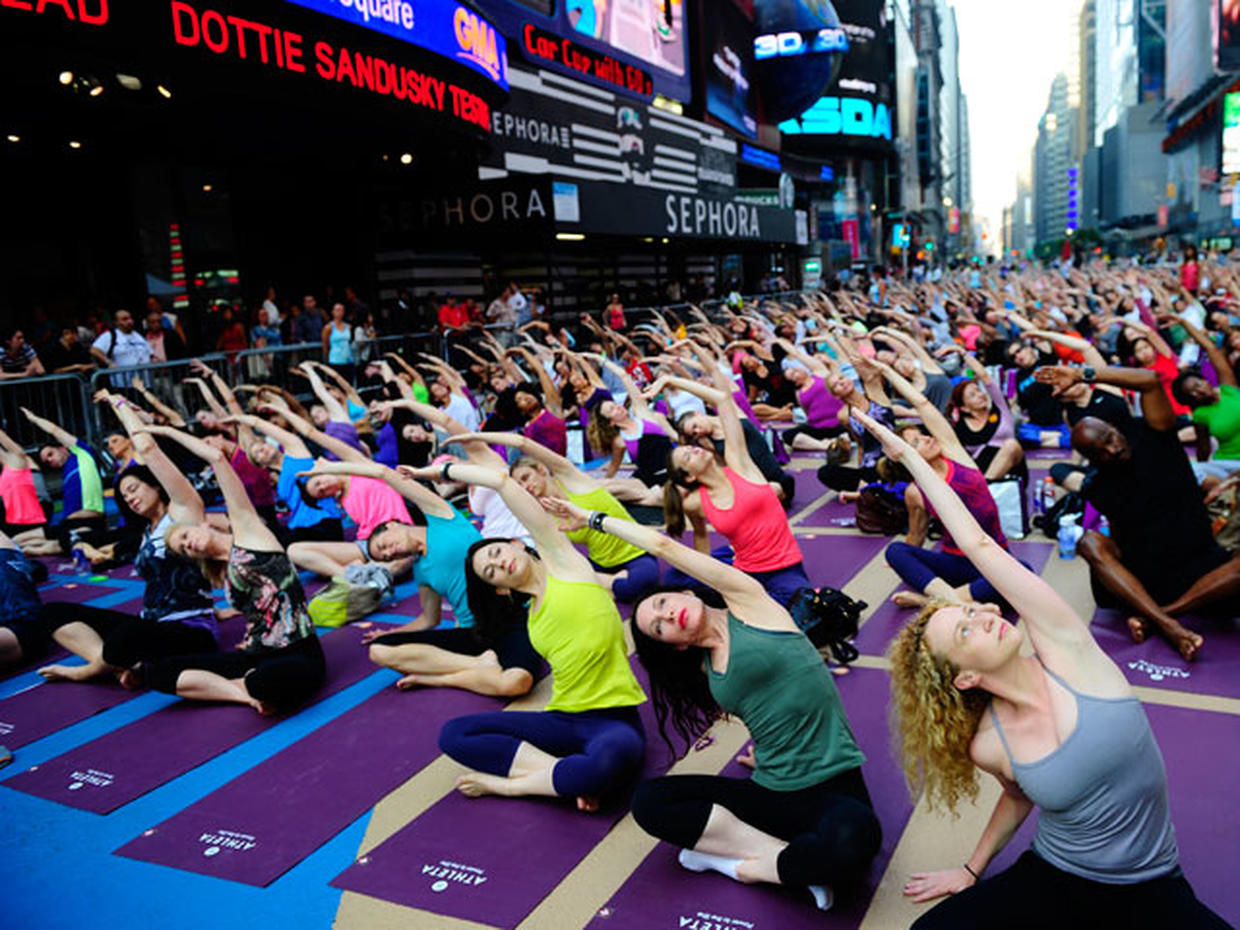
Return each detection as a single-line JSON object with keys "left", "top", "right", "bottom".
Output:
{"left": 808, "top": 884, "right": 834, "bottom": 911}
{"left": 678, "top": 848, "right": 743, "bottom": 881}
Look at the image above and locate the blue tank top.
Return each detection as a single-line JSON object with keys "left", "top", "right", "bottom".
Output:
{"left": 328, "top": 322, "right": 352, "bottom": 364}
{"left": 990, "top": 666, "right": 1178, "bottom": 884}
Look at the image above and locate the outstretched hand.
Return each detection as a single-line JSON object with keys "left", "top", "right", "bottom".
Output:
{"left": 1033, "top": 365, "right": 1083, "bottom": 397}
{"left": 539, "top": 496, "right": 589, "bottom": 532}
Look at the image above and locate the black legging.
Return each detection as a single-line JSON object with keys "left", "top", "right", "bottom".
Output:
{"left": 818, "top": 462, "right": 881, "bottom": 493}
{"left": 143, "top": 634, "right": 326, "bottom": 708}
{"left": 912, "top": 850, "right": 1230, "bottom": 930}
{"left": 41, "top": 602, "right": 217, "bottom": 669}
{"left": 631, "top": 766, "right": 881, "bottom": 888}
{"left": 283, "top": 518, "right": 344, "bottom": 547}
{"left": 372, "top": 624, "right": 542, "bottom": 678}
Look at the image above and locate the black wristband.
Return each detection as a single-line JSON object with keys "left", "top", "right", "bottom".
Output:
{"left": 963, "top": 863, "right": 979, "bottom": 881}
{"left": 440, "top": 462, "right": 452, "bottom": 481}
{"left": 589, "top": 511, "right": 607, "bottom": 532}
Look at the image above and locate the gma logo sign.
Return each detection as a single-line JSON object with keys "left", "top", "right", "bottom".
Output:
{"left": 454, "top": 7, "right": 505, "bottom": 84}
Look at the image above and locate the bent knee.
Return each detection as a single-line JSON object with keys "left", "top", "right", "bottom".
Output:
{"left": 498, "top": 668, "right": 533, "bottom": 697}
{"left": 1076, "top": 530, "right": 1113, "bottom": 562}
{"left": 367, "top": 643, "right": 394, "bottom": 667}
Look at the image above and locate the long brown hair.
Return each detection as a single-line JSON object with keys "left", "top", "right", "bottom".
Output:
{"left": 887, "top": 601, "right": 990, "bottom": 814}
{"left": 586, "top": 408, "right": 620, "bottom": 458}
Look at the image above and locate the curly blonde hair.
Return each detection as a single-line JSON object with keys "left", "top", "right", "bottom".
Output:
{"left": 887, "top": 600, "right": 991, "bottom": 815}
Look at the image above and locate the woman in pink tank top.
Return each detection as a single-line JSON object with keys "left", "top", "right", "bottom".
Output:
{"left": 660, "top": 374, "right": 808, "bottom": 607}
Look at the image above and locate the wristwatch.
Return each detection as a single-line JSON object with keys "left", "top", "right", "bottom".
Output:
{"left": 1081, "top": 366, "right": 1096, "bottom": 384}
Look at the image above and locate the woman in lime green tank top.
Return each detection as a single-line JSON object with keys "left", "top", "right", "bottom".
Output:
{"left": 545, "top": 495, "right": 878, "bottom": 911}
{"left": 454, "top": 430, "right": 661, "bottom": 602}
{"left": 418, "top": 459, "right": 647, "bottom": 812}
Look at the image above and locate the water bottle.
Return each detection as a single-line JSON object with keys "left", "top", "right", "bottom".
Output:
{"left": 1058, "top": 513, "right": 1083, "bottom": 559}
{"left": 72, "top": 546, "right": 90, "bottom": 576}
{"left": 1033, "top": 476, "right": 1052, "bottom": 516}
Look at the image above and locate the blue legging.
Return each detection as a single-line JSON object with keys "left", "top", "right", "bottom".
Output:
{"left": 438, "top": 706, "right": 646, "bottom": 798}
{"left": 592, "top": 553, "right": 660, "bottom": 603}
{"left": 885, "top": 542, "right": 1030, "bottom": 604}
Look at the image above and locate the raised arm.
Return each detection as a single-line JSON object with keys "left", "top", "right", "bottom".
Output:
{"left": 543, "top": 496, "right": 777, "bottom": 622}
{"left": 141, "top": 425, "right": 274, "bottom": 548}
{"left": 130, "top": 376, "right": 187, "bottom": 427}
{"left": 1026, "top": 329, "right": 1110, "bottom": 372}
{"left": 875, "top": 365, "right": 973, "bottom": 464}
{"left": 300, "top": 459, "right": 453, "bottom": 520}
{"left": 1037, "top": 365, "right": 1174, "bottom": 430}
{"left": 852, "top": 408, "right": 1114, "bottom": 672}
{"left": 461, "top": 430, "right": 594, "bottom": 493}
{"left": 313, "top": 361, "right": 366, "bottom": 409}
{"left": 97, "top": 391, "right": 204, "bottom": 522}
{"left": 226, "top": 413, "right": 310, "bottom": 458}
{"left": 268, "top": 402, "right": 369, "bottom": 463}
{"left": 1175, "top": 315, "right": 1237, "bottom": 388}
{"left": 773, "top": 337, "right": 830, "bottom": 379}
{"left": 0, "top": 426, "right": 32, "bottom": 469}
{"left": 406, "top": 461, "right": 588, "bottom": 578}
{"left": 20, "top": 407, "right": 78, "bottom": 450}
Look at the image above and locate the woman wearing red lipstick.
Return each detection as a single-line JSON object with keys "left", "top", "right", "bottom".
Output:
{"left": 853, "top": 409, "right": 1228, "bottom": 929}
{"left": 430, "top": 460, "right": 648, "bottom": 812}
{"left": 543, "top": 495, "right": 878, "bottom": 912}
{"left": 660, "top": 373, "right": 808, "bottom": 607}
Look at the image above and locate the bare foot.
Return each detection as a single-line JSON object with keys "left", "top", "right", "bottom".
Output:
{"left": 395, "top": 673, "right": 422, "bottom": 690}
{"left": 477, "top": 649, "right": 501, "bottom": 669}
{"left": 830, "top": 665, "right": 851, "bottom": 676}
{"left": 116, "top": 668, "right": 142, "bottom": 691}
{"left": 249, "top": 698, "right": 277, "bottom": 717}
{"left": 892, "top": 591, "right": 929, "bottom": 609}
{"left": 1170, "top": 628, "right": 1204, "bottom": 663}
{"left": 736, "top": 745, "right": 756, "bottom": 769}
{"left": 838, "top": 491, "right": 861, "bottom": 504}
{"left": 455, "top": 771, "right": 513, "bottom": 798}
{"left": 38, "top": 663, "right": 102, "bottom": 682}
{"left": 1125, "top": 616, "right": 1150, "bottom": 644}
{"left": 576, "top": 795, "right": 601, "bottom": 813}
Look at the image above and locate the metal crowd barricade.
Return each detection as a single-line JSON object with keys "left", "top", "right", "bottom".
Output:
{"left": 0, "top": 373, "right": 95, "bottom": 448}
{"left": 89, "top": 355, "right": 230, "bottom": 435}
{"left": 229, "top": 341, "right": 323, "bottom": 388}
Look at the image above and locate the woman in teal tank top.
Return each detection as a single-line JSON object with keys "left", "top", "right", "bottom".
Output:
{"left": 544, "top": 495, "right": 879, "bottom": 912}
{"left": 853, "top": 408, "right": 1228, "bottom": 929}
{"left": 422, "top": 460, "right": 647, "bottom": 812}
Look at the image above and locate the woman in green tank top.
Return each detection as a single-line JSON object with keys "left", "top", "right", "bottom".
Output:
{"left": 544, "top": 496, "right": 880, "bottom": 911}
{"left": 455, "top": 430, "right": 660, "bottom": 602}
{"left": 411, "top": 459, "right": 647, "bottom": 812}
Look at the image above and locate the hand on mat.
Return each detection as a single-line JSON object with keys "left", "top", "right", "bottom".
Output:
{"left": 736, "top": 745, "right": 756, "bottom": 769}
{"left": 904, "top": 867, "right": 977, "bottom": 902}
{"left": 539, "top": 497, "right": 588, "bottom": 532}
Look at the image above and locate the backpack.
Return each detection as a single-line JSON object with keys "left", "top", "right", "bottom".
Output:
{"left": 1034, "top": 490, "right": 1085, "bottom": 539}
{"left": 307, "top": 564, "right": 394, "bottom": 628}
{"left": 855, "top": 484, "right": 908, "bottom": 535}
{"left": 788, "top": 586, "right": 867, "bottom": 666}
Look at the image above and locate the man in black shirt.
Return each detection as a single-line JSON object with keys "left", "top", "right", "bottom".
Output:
{"left": 1048, "top": 379, "right": 1138, "bottom": 492}
{"left": 42, "top": 326, "right": 95, "bottom": 374}
{"left": 1038, "top": 364, "right": 1239, "bottom": 661}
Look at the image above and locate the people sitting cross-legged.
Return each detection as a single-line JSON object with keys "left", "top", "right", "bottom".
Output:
{"left": 542, "top": 495, "right": 880, "bottom": 913}
{"left": 1038, "top": 364, "right": 1240, "bottom": 662}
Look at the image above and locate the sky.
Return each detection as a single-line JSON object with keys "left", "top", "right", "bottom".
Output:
{"left": 951, "top": 0, "right": 1083, "bottom": 248}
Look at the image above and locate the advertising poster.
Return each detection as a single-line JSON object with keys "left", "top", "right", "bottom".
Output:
{"left": 704, "top": 0, "right": 757, "bottom": 137}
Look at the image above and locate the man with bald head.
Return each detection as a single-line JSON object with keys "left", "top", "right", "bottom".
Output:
{"left": 1038, "top": 364, "right": 1239, "bottom": 662}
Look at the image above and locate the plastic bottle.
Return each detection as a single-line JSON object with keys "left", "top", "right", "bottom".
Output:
{"left": 1042, "top": 477, "right": 1057, "bottom": 514}
{"left": 72, "top": 546, "right": 90, "bottom": 576}
{"left": 1058, "top": 513, "right": 1083, "bottom": 559}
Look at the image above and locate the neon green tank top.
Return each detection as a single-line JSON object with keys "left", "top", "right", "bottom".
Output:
{"left": 528, "top": 575, "right": 646, "bottom": 713}
{"left": 564, "top": 485, "right": 645, "bottom": 569}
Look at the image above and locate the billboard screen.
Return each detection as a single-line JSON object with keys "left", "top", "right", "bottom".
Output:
{"left": 766, "top": 0, "right": 893, "bottom": 148}
{"left": 475, "top": 0, "right": 690, "bottom": 101}
{"left": 1223, "top": 91, "right": 1240, "bottom": 175}
{"left": 705, "top": 0, "right": 757, "bottom": 137}
{"left": 1219, "top": 0, "right": 1240, "bottom": 72}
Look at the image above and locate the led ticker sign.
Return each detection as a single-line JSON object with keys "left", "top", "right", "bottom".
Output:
{"left": 284, "top": 0, "right": 508, "bottom": 89}
{"left": 520, "top": 23, "right": 653, "bottom": 97}
{"left": 754, "top": 27, "right": 849, "bottom": 60}
{"left": 740, "top": 144, "right": 781, "bottom": 172}
{"left": 0, "top": 0, "right": 108, "bottom": 25}
{"left": 170, "top": 1, "right": 492, "bottom": 130}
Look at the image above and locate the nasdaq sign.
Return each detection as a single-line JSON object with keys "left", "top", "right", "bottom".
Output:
{"left": 780, "top": 95, "right": 891, "bottom": 139}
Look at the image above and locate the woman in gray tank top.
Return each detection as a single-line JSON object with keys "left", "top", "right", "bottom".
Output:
{"left": 852, "top": 409, "right": 1229, "bottom": 930}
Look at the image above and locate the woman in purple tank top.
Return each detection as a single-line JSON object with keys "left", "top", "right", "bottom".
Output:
{"left": 773, "top": 338, "right": 851, "bottom": 453}
{"left": 862, "top": 410, "right": 1228, "bottom": 930}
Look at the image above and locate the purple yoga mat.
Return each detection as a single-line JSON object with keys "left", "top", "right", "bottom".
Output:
{"left": 585, "top": 667, "right": 913, "bottom": 930}
{"left": 4, "top": 627, "right": 375, "bottom": 813}
{"left": 330, "top": 662, "right": 679, "bottom": 928}
{"left": 114, "top": 680, "right": 505, "bottom": 886}
{"left": 38, "top": 581, "right": 125, "bottom": 604}
{"left": 1090, "top": 608, "right": 1240, "bottom": 699}
{"left": 797, "top": 533, "right": 888, "bottom": 590}
{"left": 800, "top": 496, "right": 857, "bottom": 528}
{"left": 0, "top": 647, "right": 68, "bottom": 684}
